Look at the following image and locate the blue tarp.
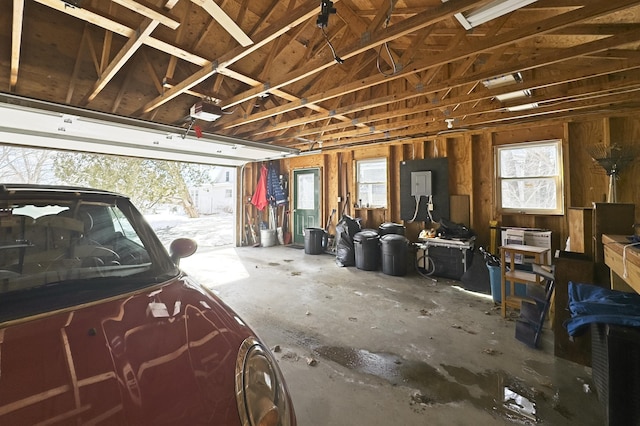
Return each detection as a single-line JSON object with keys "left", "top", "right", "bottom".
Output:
{"left": 564, "top": 282, "right": 640, "bottom": 336}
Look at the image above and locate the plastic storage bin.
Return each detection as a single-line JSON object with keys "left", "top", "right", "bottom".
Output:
{"left": 304, "top": 227, "right": 325, "bottom": 255}
{"left": 487, "top": 264, "right": 527, "bottom": 303}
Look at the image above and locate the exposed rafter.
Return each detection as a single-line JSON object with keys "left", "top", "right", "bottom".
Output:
{"left": 3, "top": 0, "right": 640, "bottom": 151}
{"left": 10, "top": 0, "right": 24, "bottom": 91}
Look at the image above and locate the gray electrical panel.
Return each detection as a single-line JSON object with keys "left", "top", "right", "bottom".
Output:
{"left": 411, "top": 171, "right": 432, "bottom": 197}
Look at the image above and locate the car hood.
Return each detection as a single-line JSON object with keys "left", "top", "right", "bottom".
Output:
{"left": 0, "top": 276, "right": 253, "bottom": 425}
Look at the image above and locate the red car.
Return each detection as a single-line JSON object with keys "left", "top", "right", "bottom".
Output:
{"left": 0, "top": 184, "right": 295, "bottom": 426}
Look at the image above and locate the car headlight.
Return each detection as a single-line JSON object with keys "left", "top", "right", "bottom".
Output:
{"left": 236, "top": 337, "right": 294, "bottom": 426}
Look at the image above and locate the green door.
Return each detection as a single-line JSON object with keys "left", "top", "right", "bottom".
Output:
{"left": 293, "top": 168, "right": 321, "bottom": 245}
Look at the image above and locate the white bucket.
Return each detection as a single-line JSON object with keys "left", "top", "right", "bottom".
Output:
{"left": 261, "top": 229, "right": 277, "bottom": 247}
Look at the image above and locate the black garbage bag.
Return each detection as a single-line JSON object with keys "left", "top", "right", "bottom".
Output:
{"left": 335, "top": 215, "right": 361, "bottom": 267}
{"left": 437, "top": 218, "right": 475, "bottom": 240}
{"left": 460, "top": 249, "right": 491, "bottom": 295}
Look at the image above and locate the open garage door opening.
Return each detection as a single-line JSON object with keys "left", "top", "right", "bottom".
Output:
{"left": 0, "top": 145, "right": 236, "bottom": 249}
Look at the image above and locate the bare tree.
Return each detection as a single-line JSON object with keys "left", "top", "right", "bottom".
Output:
{"left": 0, "top": 146, "right": 57, "bottom": 183}
{"left": 54, "top": 152, "right": 208, "bottom": 218}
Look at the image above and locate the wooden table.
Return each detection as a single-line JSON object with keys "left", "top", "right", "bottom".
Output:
{"left": 499, "top": 244, "right": 551, "bottom": 318}
{"left": 602, "top": 234, "right": 640, "bottom": 293}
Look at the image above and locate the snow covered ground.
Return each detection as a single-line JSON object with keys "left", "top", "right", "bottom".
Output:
{"left": 145, "top": 211, "right": 235, "bottom": 249}
{"left": 144, "top": 211, "right": 246, "bottom": 286}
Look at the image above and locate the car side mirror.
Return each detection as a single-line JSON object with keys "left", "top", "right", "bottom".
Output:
{"left": 169, "top": 238, "right": 198, "bottom": 265}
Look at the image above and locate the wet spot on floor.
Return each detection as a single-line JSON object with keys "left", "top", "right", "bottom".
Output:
{"left": 311, "top": 345, "right": 599, "bottom": 424}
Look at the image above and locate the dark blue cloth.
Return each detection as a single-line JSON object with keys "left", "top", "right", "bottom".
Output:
{"left": 266, "top": 163, "right": 287, "bottom": 206}
{"left": 563, "top": 282, "right": 640, "bottom": 336}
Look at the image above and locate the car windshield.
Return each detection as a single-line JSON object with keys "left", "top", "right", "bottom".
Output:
{"left": 0, "top": 194, "right": 179, "bottom": 320}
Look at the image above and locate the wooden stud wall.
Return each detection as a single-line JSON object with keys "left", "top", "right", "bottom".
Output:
{"left": 241, "top": 116, "right": 640, "bottom": 252}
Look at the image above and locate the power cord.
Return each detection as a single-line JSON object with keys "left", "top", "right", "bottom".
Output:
{"left": 408, "top": 194, "right": 420, "bottom": 223}
{"left": 376, "top": 0, "right": 399, "bottom": 76}
{"left": 322, "top": 27, "right": 344, "bottom": 64}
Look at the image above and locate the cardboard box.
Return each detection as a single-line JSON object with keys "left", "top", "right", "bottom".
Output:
{"left": 501, "top": 228, "right": 552, "bottom": 264}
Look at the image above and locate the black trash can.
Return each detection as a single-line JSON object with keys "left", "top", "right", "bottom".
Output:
{"left": 354, "top": 229, "right": 380, "bottom": 270}
{"left": 378, "top": 222, "right": 406, "bottom": 237}
{"left": 380, "top": 234, "right": 409, "bottom": 276}
{"left": 304, "top": 227, "right": 325, "bottom": 255}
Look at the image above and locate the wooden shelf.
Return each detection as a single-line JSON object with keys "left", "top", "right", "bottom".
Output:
{"left": 504, "top": 269, "right": 539, "bottom": 284}
{"left": 502, "top": 295, "right": 530, "bottom": 310}
{"left": 499, "top": 244, "right": 551, "bottom": 318}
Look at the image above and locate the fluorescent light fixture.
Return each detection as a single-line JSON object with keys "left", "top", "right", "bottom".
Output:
{"left": 451, "top": 0, "right": 538, "bottom": 30}
{"left": 505, "top": 102, "right": 539, "bottom": 112}
{"left": 482, "top": 72, "right": 523, "bottom": 89}
{"left": 0, "top": 94, "right": 298, "bottom": 166}
{"left": 495, "top": 89, "right": 532, "bottom": 102}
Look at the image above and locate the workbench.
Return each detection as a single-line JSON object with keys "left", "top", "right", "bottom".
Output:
{"left": 602, "top": 234, "right": 640, "bottom": 293}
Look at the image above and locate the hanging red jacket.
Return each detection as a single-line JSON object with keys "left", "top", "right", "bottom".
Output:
{"left": 251, "top": 165, "right": 269, "bottom": 211}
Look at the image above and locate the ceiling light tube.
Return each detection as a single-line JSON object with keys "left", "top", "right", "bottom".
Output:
{"left": 505, "top": 102, "right": 539, "bottom": 112}
{"left": 482, "top": 72, "right": 523, "bottom": 89}
{"left": 451, "top": 0, "right": 538, "bottom": 30}
{"left": 495, "top": 89, "right": 532, "bottom": 102}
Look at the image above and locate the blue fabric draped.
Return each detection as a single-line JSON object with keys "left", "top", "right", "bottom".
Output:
{"left": 564, "top": 282, "right": 640, "bottom": 336}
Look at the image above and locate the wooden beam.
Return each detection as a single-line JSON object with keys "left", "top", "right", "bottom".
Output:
{"left": 260, "top": 59, "right": 640, "bottom": 140}
{"left": 80, "top": 0, "right": 184, "bottom": 104}
{"left": 82, "top": 19, "right": 159, "bottom": 104}
{"left": 10, "top": 0, "right": 25, "bottom": 91}
{"left": 34, "top": 0, "right": 134, "bottom": 37}
{"left": 219, "top": 0, "right": 640, "bottom": 130}
{"left": 111, "top": 0, "right": 180, "bottom": 29}
{"left": 165, "top": 1, "right": 192, "bottom": 81}
{"left": 33, "top": 0, "right": 345, "bottom": 126}
{"left": 99, "top": 3, "right": 115, "bottom": 74}
{"left": 190, "top": 0, "right": 253, "bottom": 47}
{"left": 220, "top": 0, "right": 486, "bottom": 110}
{"left": 33, "top": 0, "right": 207, "bottom": 67}
{"left": 66, "top": 25, "right": 92, "bottom": 104}
{"left": 137, "top": 1, "right": 322, "bottom": 113}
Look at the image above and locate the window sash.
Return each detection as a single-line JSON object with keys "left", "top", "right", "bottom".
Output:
{"left": 495, "top": 140, "right": 564, "bottom": 215}
{"left": 357, "top": 158, "right": 387, "bottom": 208}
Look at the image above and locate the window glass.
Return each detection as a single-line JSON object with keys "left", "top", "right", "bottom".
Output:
{"left": 109, "top": 206, "right": 142, "bottom": 245}
{"left": 495, "top": 140, "right": 564, "bottom": 214}
{"left": 357, "top": 158, "right": 387, "bottom": 208}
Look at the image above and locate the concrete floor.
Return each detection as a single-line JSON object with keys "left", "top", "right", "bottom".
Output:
{"left": 182, "top": 245, "right": 604, "bottom": 426}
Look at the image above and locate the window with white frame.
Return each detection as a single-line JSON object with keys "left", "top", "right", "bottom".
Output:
{"left": 356, "top": 158, "right": 387, "bottom": 208}
{"left": 495, "top": 139, "right": 564, "bottom": 215}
